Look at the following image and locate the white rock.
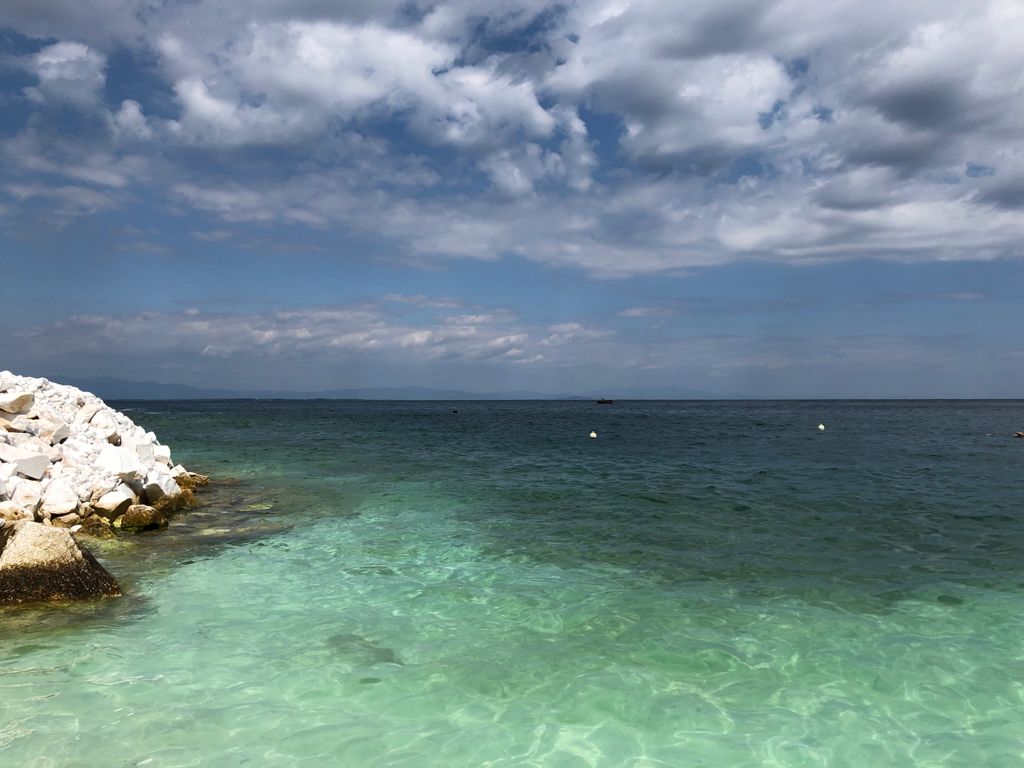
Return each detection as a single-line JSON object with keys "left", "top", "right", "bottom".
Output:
{"left": 122, "top": 436, "right": 155, "bottom": 465}
{"left": 89, "top": 410, "right": 120, "bottom": 444}
{"left": 6, "top": 432, "right": 48, "bottom": 452}
{"left": 38, "top": 418, "right": 71, "bottom": 445}
{"left": 0, "top": 392, "right": 33, "bottom": 414}
{"left": 0, "top": 443, "right": 50, "bottom": 480}
{"left": 153, "top": 444, "right": 172, "bottom": 465}
{"left": 0, "top": 374, "right": 198, "bottom": 525}
{"left": 74, "top": 402, "right": 104, "bottom": 425}
{"left": 96, "top": 445, "right": 146, "bottom": 483}
{"left": 41, "top": 478, "right": 79, "bottom": 517}
{"left": 88, "top": 476, "right": 120, "bottom": 502}
{"left": 92, "top": 488, "right": 133, "bottom": 519}
{"left": 9, "top": 478, "right": 42, "bottom": 514}
{"left": 143, "top": 469, "right": 181, "bottom": 503}
{"left": 115, "top": 482, "right": 139, "bottom": 504}
{"left": 0, "top": 412, "right": 33, "bottom": 433}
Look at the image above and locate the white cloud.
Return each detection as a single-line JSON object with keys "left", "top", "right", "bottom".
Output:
{"left": 618, "top": 306, "right": 675, "bottom": 318}
{"left": 8, "top": 301, "right": 613, "bottom": 373}
{"left": 23, "top": 41, "right": 106, "bottom": 108}
{"left": 109, "top": 99, "right": 155, "bottom": 141}
{"left": 2, "top": 182, "right": 117, "bottom": 219}
{"left": 158, "top": 19, "right": 555, "bottom": 153}
{"left": 2, "top": 0, "right": 1024, "bottom": 275}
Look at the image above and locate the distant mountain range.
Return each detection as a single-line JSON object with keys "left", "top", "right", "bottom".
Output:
{"left": 55, "top": 375, "right": 731, "bottom": 401}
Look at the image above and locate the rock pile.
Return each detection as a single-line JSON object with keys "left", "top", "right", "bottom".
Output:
{"left": 0, "top": 371, "right": 204, "bottom": 533}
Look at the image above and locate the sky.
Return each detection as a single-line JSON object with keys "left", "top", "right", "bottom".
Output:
{"left": 1, "top": 0, "right": 1022, "bottom": 397}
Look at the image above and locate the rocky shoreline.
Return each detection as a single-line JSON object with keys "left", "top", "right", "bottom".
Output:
{"left": 0, "top": 372, "right": 207, "bottom": 604}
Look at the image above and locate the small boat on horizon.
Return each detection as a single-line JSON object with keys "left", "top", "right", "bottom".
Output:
{"left": 595, "top": 398, "right": 614, "bottom": 405}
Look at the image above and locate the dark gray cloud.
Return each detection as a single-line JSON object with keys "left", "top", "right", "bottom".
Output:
{"left": 654, "top": 2, "right": 770, "bottom": 60}
{"left": 867, "top": 79, "right": 970, "bottom": 131}
{"left": 975, "top": 177, "right": 1024, "bottom": 210}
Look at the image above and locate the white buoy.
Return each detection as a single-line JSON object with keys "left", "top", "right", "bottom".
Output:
{"left": 818, "top": 423, "right": 826, "bottom": 431}
{"left": 589, "top": 431, "right": 597, "bottom": 439}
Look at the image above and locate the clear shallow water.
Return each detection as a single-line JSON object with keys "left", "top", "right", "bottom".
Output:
{"left": 2, "top": 400, "right": 1024, "bottom": 767}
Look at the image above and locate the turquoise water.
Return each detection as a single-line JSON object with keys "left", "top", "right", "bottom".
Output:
{"left": 2, "top": 400, "right": 1023, "bottom": 767}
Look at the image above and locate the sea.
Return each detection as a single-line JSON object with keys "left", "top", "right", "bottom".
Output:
{"left": 2, "top": 400, "right": 1023, "bottom": 767}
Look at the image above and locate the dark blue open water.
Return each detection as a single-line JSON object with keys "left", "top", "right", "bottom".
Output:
{"left": 2, "top": 400, "right": 1023, "bottom": 766}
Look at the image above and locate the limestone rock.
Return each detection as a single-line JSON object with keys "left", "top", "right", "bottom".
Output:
{"left": 0, "top": 461, "right": 13, "bottom": 491}
{"left": 143, "top": 469, "right": 181, "bottom": 504}
{"left": 0, "top": 443, "right": 50, "bottom": 480}
{"left": 73, "top": 402, "right": 104, "bottom": 425}
{"left": 41, "top": 479, "right": 79, "bottom": 517}
{"left": 96, "top": 445, "right": 146, "bottom": 483}
{"left": 122, "top": 435, "right": 155, "bottom": 464}
{"left": 9, "top": 478, "right": 42, "bottom": 514}
{"left": 52, "top": 512, "right": 82, "bottom": 527}
{"left": 0, "top": 501, "right": 33, "bottom": 522}
{"left": 0, "top": 412, "right": 34, "bottom": 433}
{"left": 89, "top": 410, "right": 120, "bottom": 444}
{"left": 115, "top": 504, "right": 168, "bottom": 532}
{"left": 38, "top": 418, "right": 71, "bottom": 445}
{"left": 0, "top": 520, "right": 120, "bottom": 603}
{"left": 153, "top": 444, "right": 172, "bottom": 465}
{"left": 0, "top": 392, "right": 34, "bottom": 414}
{"left": 92, "top": 488, "right": 133, "bottom": 520}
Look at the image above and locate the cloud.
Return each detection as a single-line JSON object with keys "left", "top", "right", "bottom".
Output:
{"left": 0, "top": 0, "right": 144, "bottom": 46}
{"left": 22, "top": 41, "right": 106, "bottom": 108}
{"left": 7, "top": 304, "right": 1020, "bottom": 396}
{"left": 2, "top": 182, "right": 117, "bottom": 218}
{"left": 383, "top": 294, "right": 467, "bottom": 309}
{"left": 0, "top": 0, "right": 1023, "bottom": 277}
{"left": 9, "top": 302, "right": 604, "bottom": 370}
{"left": 109, "top": 99, "right": 155, "bottom": 141}
{"left": 158, "top": 19, "right": 556, "bottom": 152}
{"left": 618, "top": 306, "right": 676, "bottom": 318}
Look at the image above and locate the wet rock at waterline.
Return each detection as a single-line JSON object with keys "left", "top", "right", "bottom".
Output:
{"left": 115, "top": 504, "right": 169, "bottom": 532}
{"left": 0, "top": 372, "right": 210, "bottom": 604}
{"left": 0, "top": 520, "right": 121, "bottom": 604}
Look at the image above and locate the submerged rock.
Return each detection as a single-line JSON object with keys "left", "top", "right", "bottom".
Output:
{"left": 0, "top": 520, "right": 120, "bottom": 604}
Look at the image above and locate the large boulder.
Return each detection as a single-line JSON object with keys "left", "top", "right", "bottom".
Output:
{"left": 40, "top": 478, "right": 80, "bottom": 518}
{"left": 96, "top": 444, "right": 146, "bottom": 483}
{"left": 0, "top": 520, "right": 121, "bottom": 604}
{"left": 115, "top": 504, "right": 168, "bottom": 532}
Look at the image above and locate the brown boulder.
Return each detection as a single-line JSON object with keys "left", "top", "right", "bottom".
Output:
{"left": 0, "top": 520, "right": 120, "bottom": 604}
{"left": 115, "top": 504, "right": 168, "bottom": 532}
